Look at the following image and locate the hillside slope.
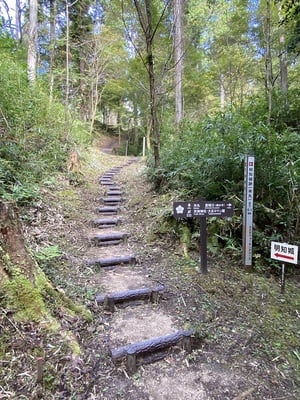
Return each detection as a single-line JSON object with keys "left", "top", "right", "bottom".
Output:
{"left": 0, "top": 140, "right": 299, "bottom": 399}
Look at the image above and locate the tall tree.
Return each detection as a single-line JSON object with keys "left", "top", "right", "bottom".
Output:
{"left": 15, "top": 0, "right": 23, "bottom": 42}
{"left": 174, "top": 0, "right": 184, "bottom": 128}
{"left": 265, "top": 0, "right": 273, "bottom": 124}
{"left": 68, "top": 0, "right": 93, "bottom": 119}
{"left": 49, "top": 0, "right": 57, "bottom": 102}
{"left": 132, "top": 0, "right": 165, "bottom": 168}
{"left": 278, "top": 2, "right": 288, "bottom": 95}
{"left": 27, "top": 0, "right": 38, "bottom": 82}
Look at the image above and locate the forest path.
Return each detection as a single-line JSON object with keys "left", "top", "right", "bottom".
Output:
{"left": 15, "top": 140, "right": 296, "bottom": 399}
{"left": 72, "top": 148, "right": 254, "bottom": 400}
{"left": 82, "top": 157, "right": 208, "bottom": 399}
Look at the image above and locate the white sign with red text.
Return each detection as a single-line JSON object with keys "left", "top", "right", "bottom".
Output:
{"left": 271, "top": 242, "right": 298, "bottom": 265}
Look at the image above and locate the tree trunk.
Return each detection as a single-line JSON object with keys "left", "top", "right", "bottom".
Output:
{"left": 0, "top": 201, "right": 91, "bottom": 326}
{"left": 15, "top": 0, "right": 23, "bottom": 42}
{"left": 220, "top": 74, "right": 225, "bottom": 111}
{"left": 27, "top": 0, "right": 38, "bottom": 82}
{"left": 174, "top": 0, "right": 184, "bottom": 129}
{"left": 0, "top": 202, "right": 35, "bottom": 281}
{"left": 49, "top": 0, "right": 57, "bottom": 102}
{"left": 265, "top": 0, "right": 273, "bottom": 125}
{"left": 65, "top": 0, "right": 70, "bottom": 139}
{"left": 278, "top": 4, "right": 288, "bottom": 98}
{"left": 133, "top": 0, "right": 160, "bottom": 168}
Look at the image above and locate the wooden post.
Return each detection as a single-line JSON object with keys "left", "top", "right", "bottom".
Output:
{"left": 200, "top": 216, "right": 208, "bottom": 274}
{"left": 281, "top": 263, "right": 286, "bottom": 294}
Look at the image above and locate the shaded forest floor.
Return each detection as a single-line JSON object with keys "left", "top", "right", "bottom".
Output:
{"left": 0, "top": 139, "right": 300, "bottom": 399}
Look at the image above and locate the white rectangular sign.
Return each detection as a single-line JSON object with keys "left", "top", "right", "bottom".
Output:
{"left": 271, "top": 242, "right": 298, "bottom": 265}
{"left": 243, "top": 155, "right": 255, "bottom": 266}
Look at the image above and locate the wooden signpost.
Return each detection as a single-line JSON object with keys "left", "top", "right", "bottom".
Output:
{"left": 173, "top": 200, "right": 234, "bottom": 273}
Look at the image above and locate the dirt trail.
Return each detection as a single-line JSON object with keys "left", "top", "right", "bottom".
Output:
{"left": 76, "top": 154, "right": 257, "bottom": 400}
{"left": 3, "top": 141, "right": 297, "bottom": 399}
{"left": 85, "top": 159, "right": 202, "bottom": 399}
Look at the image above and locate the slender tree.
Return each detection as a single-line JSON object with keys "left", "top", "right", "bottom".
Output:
{"left": 27, "top": 0, "right": 38, "bottom": 82}
{"left": 132, "top": 0, "right": 162, "bottom": 167}
{"left": 265, "top": 0, "right": 274, "bottom": 124}
{"left": 174, "top": 0, "right": 184, "bottom": 128}
{"left": 15, "top": 0, "right": 24, "bottom": 42}
{"left": 49, "top": 0, "right": 57, "bottom": 102}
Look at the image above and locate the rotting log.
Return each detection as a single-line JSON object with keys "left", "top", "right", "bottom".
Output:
{"left": 96, "top": 285, "right": 165, "bottom": 311}
{"left": 86, "top": 254, "right": 136, "bottom": 267}
{"left": 110, "top": 330, "right": 193, "bottom": 373}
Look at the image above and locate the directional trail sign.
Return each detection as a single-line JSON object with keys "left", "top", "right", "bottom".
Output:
{"left": 173, "top": 201, "right": 234, "bottom": 219}
{"left": 173, "top": 200, "right": 234, "bottom": 274}
{"left": 271, "top": 242, "right": 298, "bottom": 265}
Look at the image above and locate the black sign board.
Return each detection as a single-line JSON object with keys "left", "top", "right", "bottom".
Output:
{"left": 173, "top": 200, "right": 234, "bottom": 274}
{"left": 173, "top": 201, "right": 234, "bottom": 219}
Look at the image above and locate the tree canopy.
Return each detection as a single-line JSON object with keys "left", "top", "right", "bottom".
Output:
{"left": 0, "top": 0, "right": 299, "bottom": 264}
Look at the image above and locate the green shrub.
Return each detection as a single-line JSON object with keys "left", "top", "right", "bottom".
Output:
{"left": 148, "top": 109, "right": 299, "bottom": 269}
{"left": 0, "top": 37, "right": 90, "bottom": 204}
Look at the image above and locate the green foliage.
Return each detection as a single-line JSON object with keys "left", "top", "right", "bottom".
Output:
{"left": 36, "top": 245, "right": 63, "bottom": 262}
{"left": 148, "top": 102, "right": 299, "bottom": 268}
{"left": 0, "top": 38, "right": 90, "bottom": 205}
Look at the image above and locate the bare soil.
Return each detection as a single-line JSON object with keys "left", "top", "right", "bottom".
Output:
{"left": 0, "top": 138, "right": 299, "bottom": 399}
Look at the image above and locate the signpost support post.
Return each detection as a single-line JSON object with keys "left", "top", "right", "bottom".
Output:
{"left": 200, "top": 216, "right": 208, "bottom": 274}
{"left": 281, "top": 263, "right": 286, "bottom": 294}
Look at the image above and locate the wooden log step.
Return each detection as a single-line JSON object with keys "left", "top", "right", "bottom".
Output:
{"left": 97, "top": 206, "right": 119, "bottom": 215}
{"left": 96, "top": 285, "right": 165, "bottom": 311}
{"left": 105, "top": 186, "right": 121, "bottom": 192}
{"left": 90, "top": 232, "right": 129, "bottom": 246}
{"left": 92, "top": 218, "right": 122, "bottom": 228}
{"left": 100, "top": 181, "right": 115, "bottom": 186}
{"left": 107, "top": 190, "right": 123, "bottom": 196}
{"left": 86, "top": 254, "right": 136, "bottom": 268}
{"left": 110, "top": 330, "right": 193, "bottom": 373}
{"left": 102, "top": 197, "right": 123, "bottom": 204}
{"left": 100, "top": 178, "right": 113, "bottom": 182}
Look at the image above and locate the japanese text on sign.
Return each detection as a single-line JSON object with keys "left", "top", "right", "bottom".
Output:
{"left": 243, "top": 155, "right": 255, "bottom": 266}
{"left": 173, "top": 201, "right": 234, "bottom": 219}
{"left": 271, "top": 241, "right": 298, "bottom": 265}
